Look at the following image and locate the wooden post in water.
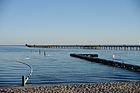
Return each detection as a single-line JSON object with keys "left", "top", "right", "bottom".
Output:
{"left": 44, "top": 51, "right": 46, "bottom": 56}
{"left": 22, "top": 76, "right": 25, "bottom": 86}
{"left": 39, "top": 50, "right": 41, "bottom": 55}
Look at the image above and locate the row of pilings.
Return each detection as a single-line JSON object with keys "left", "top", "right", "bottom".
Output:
{"left": 70, "top": 53, "right": 140, "bottom": 72}
{"left": 26, "top": 44, "right": 140, "bottom": 51}
{"left": 83, "top": 46, "right": 140, "bottom": 51}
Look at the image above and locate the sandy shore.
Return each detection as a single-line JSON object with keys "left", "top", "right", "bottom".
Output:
{"left": 0, "top": 81, "right": 140, "bottom": 93}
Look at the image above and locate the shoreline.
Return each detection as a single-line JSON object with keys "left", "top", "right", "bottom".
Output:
{"left": 0, "top": 81, "right": 140, "bottom": 93}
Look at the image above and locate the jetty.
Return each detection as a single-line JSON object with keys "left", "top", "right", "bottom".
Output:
{"left": 70, "top": 53, "right": 140, "bottom": 72}
{"left": 26, "top": 44, "right": 140, "bottom": 51}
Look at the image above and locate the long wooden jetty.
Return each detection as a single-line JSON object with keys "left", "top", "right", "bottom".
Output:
{"left": 70, "top": 54, "right": 140, "bottom": 72}
{"left": 26, "top": 44, "right": 140, "bottom": 51}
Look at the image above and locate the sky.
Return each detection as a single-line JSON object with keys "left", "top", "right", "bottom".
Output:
{"left": 0, "top": 0, "right": 140, "bottom": 45}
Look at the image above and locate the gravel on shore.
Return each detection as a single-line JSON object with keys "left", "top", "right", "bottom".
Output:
{"left": 0, "top": 81, "right": 140, "bottom": 93}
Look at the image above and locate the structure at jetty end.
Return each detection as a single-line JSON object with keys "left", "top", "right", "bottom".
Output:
{"left": 25, "top": 44, "right": 140, "bottom": 51}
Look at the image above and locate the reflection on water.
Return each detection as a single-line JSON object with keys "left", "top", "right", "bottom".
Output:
{"left": 0, "top": 45, "right": 140, "bottom": 86}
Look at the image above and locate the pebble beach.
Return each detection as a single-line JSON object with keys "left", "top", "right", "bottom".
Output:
{"left": 0, "top": 81, "right": 140, "bottom": 93}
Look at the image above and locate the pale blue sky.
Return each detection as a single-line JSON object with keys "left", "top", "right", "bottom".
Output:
{"left": 0, "top": 0, "right": 140, "bottom": 45}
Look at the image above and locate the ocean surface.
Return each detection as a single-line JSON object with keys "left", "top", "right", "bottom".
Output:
{"left": 0, "top": 45, "right": 140, "bottom": 86}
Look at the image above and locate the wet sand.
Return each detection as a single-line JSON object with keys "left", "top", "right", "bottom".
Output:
{"left": 0, "top": 81, "right": 140, "bottom": 93}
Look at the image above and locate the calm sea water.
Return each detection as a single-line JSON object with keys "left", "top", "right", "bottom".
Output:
{"left": 0, "top": 45, "right": 140, "bottom": 86}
